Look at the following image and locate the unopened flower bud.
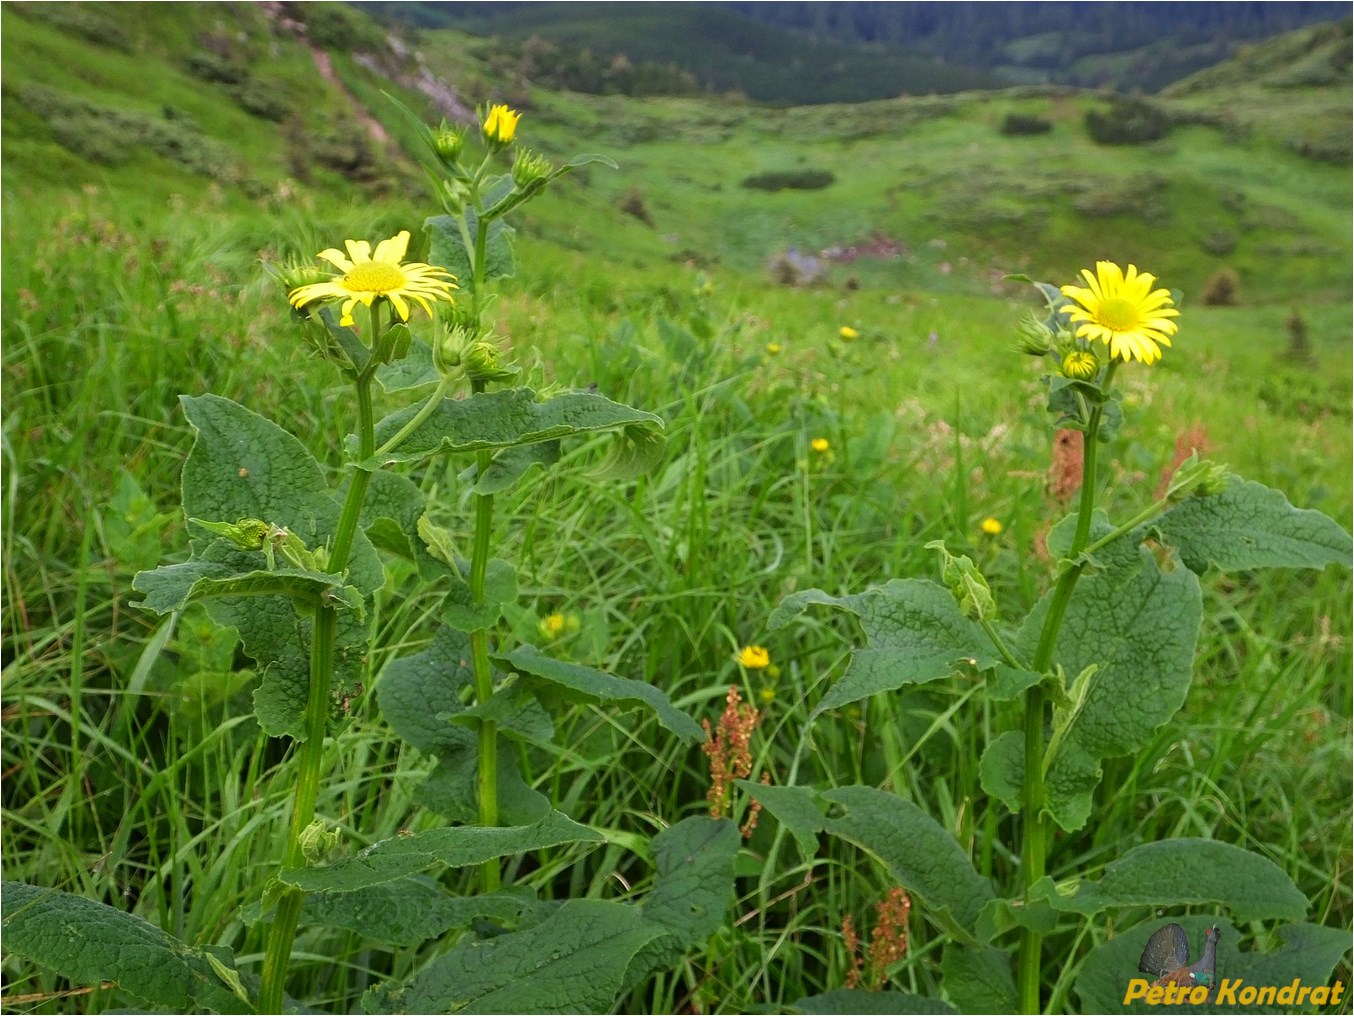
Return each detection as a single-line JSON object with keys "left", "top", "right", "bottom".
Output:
{"left": 1166, "top": 455, "right": 1232, "bottom": 502}
{"left": 434, "top": 322, "right": 474, "bottom": 377}
{"left": 1015, "top": 315, "right": 1055, "bottom": 356}
{"left": 431, "top": 120, "right": 464, "bottom": 166}
{"left": 512, "top": 149, "right": 553, "bottom": 189}
{"left": 1061, "top": 349, "right": 1100, "bottom": 381}
{"left": 925, "top": 539, "right": 996, "bottom": 621}
{"left": 299, "top": 820, "right": 342, "bottom": 865}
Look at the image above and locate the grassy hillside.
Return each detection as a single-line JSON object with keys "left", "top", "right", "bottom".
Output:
{"left": 3, "top": 5, "right": 1350, "bottom": 1014}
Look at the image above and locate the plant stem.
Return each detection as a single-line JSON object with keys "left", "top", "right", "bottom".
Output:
{"left": 468, "top": 378, "right": 501, "bottom": 892}
{"left": 1015, "top": 363, "right": 1115, "bottom": 1013}
{"left": 375, "top": 373, "right": 455, "bottom": 459}
{"left": 257, "top": 311, "right": 381, "bottom": 1014}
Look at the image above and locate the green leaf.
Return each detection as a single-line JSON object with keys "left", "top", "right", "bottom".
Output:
{"left": 738, "top": 781, "right": 826, "bottom": 859}
{"left": 173, "top": 394, "right": 382, "bottom": 594}
{"left": 1, "top": 881, "right": 249, "bottom": 1014}
{"left": 476, "top": 441, "right": 562, "bottom": 494}
{"left": 793, "top": 988, "right": 957, "bottom": 1014}
{"left": 563, "top": 152, "right": 619, "bottom": 170}
{"left": 427, "top": 210, "right": 517, "bottom": 285}
{"left": 443, "top": 558, "right": 517, "bottom": 632}
{"left": 585, "top": 422, "right": 668, "bottom": 482}
{"left": 363, "top": 899, "right": 664, "bottom": 1014}
{"left": 375, "top": 336, "right": 439, "bottom": 393}
{"left": 1151, "top": 477, "right": 1352, "bottom": 573}
{"left": 977, "top": 730, "right": 1025, "bottom": 813}
{"left": 1048, "top": 839, "right": 1307, "bottom": 921}
{"left": 358, "top": 470, "right": 455, "bottom": 581}
{"left": 1075, "top": 917, "right": 1351, "bottom": 1015}
{"left": 1018, "top": 523, "right": 1203, "bottom": 831}
{"left": 494, "top": 643, "right": 704, "bottom": 741}
{"left": 822, "top": 786, "right": 996, "bottom": 938}
{"left": 304, "top": 878, "right": 548, "bottom": 948}
{"left": 449, "top": 682, "right": 556, "bottom": 746}
{"left": 378, "top": 625, "right": 550, "bottom": 823}
{"left": 625, "top": 817, "right": 740, "bottom": 988}
{"left": 367, "top": 388, "right": 663, "bottom": 467}
{"left": 987, "top": 663, "right": 1043, "bottom": 701}
{"left": 280, "top": 810, "right": 602, "bottom": 893}
{"left": 770, "top": 580, "right": 996, "bottom": 718}
{"left": 940, "top": 943, "right": 1018, "bottom": 1014}
{"left": 131, "top": 561, "right": 355, "bottom": 613}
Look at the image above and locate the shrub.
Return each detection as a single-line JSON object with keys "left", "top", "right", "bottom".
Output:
{"left": 1085, "top": 97, "right": 1170, "bottom": 145}
{"left": 1200, "top": 228, "right": 1237, "bottom": 256}
{"left": 1201, "top": 266, "right": 1239, "bottom": 306}
{"left": 1000, "top": 113, "right": 1052, "bottom": 136}
{"left": 234, "top": 78, "right": 293, "bottom": 122}
{"left": 186, "top": 50, "right": 245, "bottom": 85}
{"left": 741, "top": 169, "right": 835, "bottom": 192}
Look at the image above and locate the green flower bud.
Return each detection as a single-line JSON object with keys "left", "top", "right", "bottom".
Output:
{"left": 1061, "top": 349, "right": 1100, "bottom": 380}
{"left": 299, "top": 820, "right": 342, "bottom": 866}
{"left": 1165, "top": 454, "right": 1232, "bottom": 502}
{"left": 1015, "top": 314, "right": 1055, "bottom": 356}
{"left": 925, "top": 539, "right": 996, "bottom": 621}
{"left": 439, "top": 178, "right": 471, "bottom": 216}
{"left": 463, "top": 340, "right": 505, "bottom": 382}
{"left": 190, "top": 517, "right": 271, "bottom": 551}
{"left": 512, "top": 148, "right": 553, "bottom": 189}
{"left": 430, "top": 120, "right": 465, "bottom": 166}
{"left": 433, "top": 322, "right": 475, "bottom": 377}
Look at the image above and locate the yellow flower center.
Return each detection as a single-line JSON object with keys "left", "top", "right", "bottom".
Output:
{"left": 344, "top": 262, "right": 406, "bottom": 294}
{"left": 1096, "top": 296, "right": 1139, "bottom": 332}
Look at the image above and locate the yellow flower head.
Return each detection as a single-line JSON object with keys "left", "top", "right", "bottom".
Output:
{"left": 839, "top": 325, "right": 860, "bottom": 341}
{"left": 1060, "top": 261, "right": 1179, "bottom": 365}
{"left": 811, "top": 437, "right": 830, "bottom": 453}
{"left": 758, "top": 686, "right": 777, "bottom": 705}
{"left": 539, "top": 612, "right": 566, "bottom": 638}
{"left": 289, "top": 231, "right": 457, "bottom": 327}
{"left": 481, "top": 104, "right": 521, "bottom": 146}
{"left": 734, "top": 645, "right": 771, "bottom": 669}
{"left": 766, "top": 342, "right": 782, "bottom": 355}
{"left": 1061, "top": 349, "right": 1100, "bottom": 381}
{"left": 981, "top": 517, "right": 1003, "bottom": 536}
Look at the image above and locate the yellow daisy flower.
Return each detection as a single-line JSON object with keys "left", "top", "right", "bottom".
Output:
{"left": 811, "top": 437, "right": 830, "bottom": 453}
{"left": 289, "top": 231, "right": 457, "bottom": 327}
{"left": 481, "top": 104, "right": 521, "bottom": 146}
{"left": 766, "top": 342, "right": 783, "bottom": 355}
{"left": 839, "top": 325, "right": 860, "bottom": 341}
{"left": 981, "top": 517, "right": 1003, "bottom": 536}
{"left": 1060, "top": 261, "right": 1179, "bottom": 365}
{"left": 734, "top": 645, "right": 771, "bottom": 669}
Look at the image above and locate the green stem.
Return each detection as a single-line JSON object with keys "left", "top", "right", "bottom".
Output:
{"left": 468, "top": 378, "right": 500, "bottom": 892}
{"left": 257, "top": 307, "right": 381, "bottom": 1014}
{"left": 374, "top": 373, "right": 455, "bottom": 459}
{"left": 1015, "top": 361, "right": 1116, "bottom": 1014}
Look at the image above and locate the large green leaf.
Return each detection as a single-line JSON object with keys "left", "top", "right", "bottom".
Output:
{"left": 1, "top": 882, "right": 249, "bottom": 1014}
{"left": 769, "top": 580, "right": 996, "bottom": 718}
{"left": 625, "top": 817, "right": 740, "bottom": 988}
{"left": 977, "top": 730, "right": 1025, "bottom": 814}
{"left": 131, "top": 561, "right": 356, "bottom": 614}
{"left": 1152, "top": 477, "right": 1352, "bottom": 573}
{"left": 739, "top": 781, "right": 827, "bottom": 858}
{"left": 427, "top": 207, "right": 517, "bottom": 286}
{"left": 1018, "top": 520, "right": 1202, "bottom": 831}
{"left": 363, "top": 899, "right": 664, "bottom": 1014}
{"left": 822, "top": 786, "right": 996, "bottom": 939}
{"left": 1076, "top": 917, "right": 1351, "bottom": 1014}
{"left": 378, "top": 625, "right": 550, "bottom": 823}
{"left": 375, "top": 336, "right": 439, "bottom": 393}
{"left": 793, "top": 989, "right": 957, "bottom": 1014}
{"left": 939, "top": 944, "right": 1018, "bottom": 1014}
{"left": 366, "top": 388, "right": 663, "bottom": 468}
{"left": 304, "top": 878, "right": 549, "bottom": 948}
{"left": 279, "top": 810, "right": 602, "bottom": 893}
{"left": 1047, "top": 839, "right": 1307, "bottom": 921}
{"left": 494, "top": 643, "right": 704, "bottom": 741}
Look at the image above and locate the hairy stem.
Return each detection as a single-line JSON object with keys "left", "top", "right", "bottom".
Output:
{"left": 257, "top": 309, "right": 380, "bottom": 1013}
{"left": 1016, "top": 362, "right": 1115, "bottom": 1013}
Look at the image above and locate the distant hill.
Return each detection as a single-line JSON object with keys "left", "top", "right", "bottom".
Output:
{"left": 354, "top": 1, "right": 1350, "bottom": 103}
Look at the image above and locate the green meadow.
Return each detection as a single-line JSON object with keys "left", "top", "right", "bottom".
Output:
{"left": 2, "top": 4, "right": 1350, "bottom": 1012}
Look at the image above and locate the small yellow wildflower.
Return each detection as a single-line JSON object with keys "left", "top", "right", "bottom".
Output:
{"left": 734, "top": 645, "right": 771, "bottom": 669}
{"left": 538, "top": 612, "right": 567, "bottom": 639}
{"left": 758, "top": 686, "right": 776, "bottom": 705}
{"left": 481, "top": 103, "right": 521, "bottom": 146}
{"left": 1060, "top": 261, "right": 1179, "bottom": 366}
{"left": 839, "top": 325, "right": 860, "bottom": 341}
{"left": 766, "top": 342, "right": 783, "bottom": 355}
{"left": 289, "top": 231, "right": 456, "bottom": 327}
{"left": 981, "top": 517, "right": 1003, "bottom": 536}
{"left": 811, "top": 437, "right": 831, "bottom": 453}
